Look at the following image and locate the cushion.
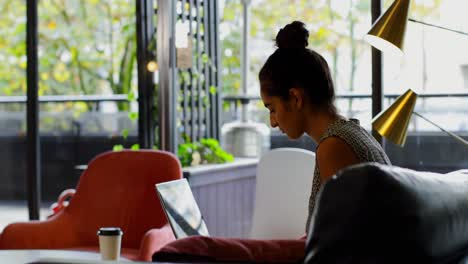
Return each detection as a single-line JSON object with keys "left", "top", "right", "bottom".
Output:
{"left": 153, "top": 236, "right": 306, "bottom": 263}
{"left": 305, "top": 163, "right": 468, "bottom": 264}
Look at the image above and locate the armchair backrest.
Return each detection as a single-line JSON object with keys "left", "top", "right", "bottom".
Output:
{"left": 63, "top": 150, "right": 182, "bottom": 249}
{"left": 250, "top": 148, "right": 315, "bottom": 239}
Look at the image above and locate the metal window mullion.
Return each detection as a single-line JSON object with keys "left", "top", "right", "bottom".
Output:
{"left": 214, "top": 0, "right": 221, "bottom": 139}
{"left": 180, "top": 0, "right": 189, "bottom": 141}
{"left": 136, "top": 0, "right": 156, "bottom": 149}
{"left": 157, "top": 0, "right": 177, "bottom": 152}
{"left": 196, "top": 0, "right": 203, "bottom": 140}
{"left": 207, "top": 0, "right": 214, "bottom": 138}
{"left": 26, "top": 0, "right": 41, "bottom": 220}
{"left": 208, "top": 0, "right": 220, "bottom": 139}
{"left": 203, "top": 0, "right": 211, "bottom": 138}
{"left": 371, "top": 0, "right": 383, "bottom": 145}
{"left": 188, "top": 0, "right": 196, "bottom": 143}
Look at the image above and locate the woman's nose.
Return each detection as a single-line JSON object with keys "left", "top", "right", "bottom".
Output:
{"left": 270, "top": 115, "right": 278, "bottom": 128}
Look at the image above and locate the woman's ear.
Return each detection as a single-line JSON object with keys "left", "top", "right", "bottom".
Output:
{"left": 289, "top": 88, "right": 304, "bottom": 110}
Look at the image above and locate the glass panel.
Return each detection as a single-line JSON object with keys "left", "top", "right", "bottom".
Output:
{"left": 220, "top": 0, "right": 372, "bottom": 148}
{"left": 0, "top": 1, "right": 29, "bottom": 230}
{"left": 38, "top": 0, "right": 138, "bottom": 216}
{"left": 383, "top": 0, "right": 468, "bottom": 172}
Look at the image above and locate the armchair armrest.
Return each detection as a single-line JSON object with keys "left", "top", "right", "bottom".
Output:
{"left": 48, "top": 189, "right": 76, "bottom": 218}
{"left": 138, "top": 223, "right": 175, "bottom": 261}
{"left": 0, "top": 212, "right": 79, "bottom": 249}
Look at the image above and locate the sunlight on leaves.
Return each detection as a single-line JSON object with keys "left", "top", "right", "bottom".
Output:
{"left": 47, "top": 21, "right": 57, "bottom": 30}
{"left": 113, "top": 144, "right": 124, "bottom": 151}
{"left": 128, "top": 112, "right": 138, "bottom": 121}
{"left": 202, "top": 95, "right": 209, "bottom": 106}
{"left": 201, "top": 53, "right": 209, "bottom": 64}
{"left": 53, "top": 63, "right": 70, "bottom": 83}
{"left": 70, "top": 47, "right": 78, "bottom": 61}
{"left": 19, "top": 61, "right": 27, "bottom": 69}
{"left": 40, "top": 73, "right": 49, "bottom": 81}
{"left": 131, "top": 144, "right": 140, "bottom": 150}
{"left": 127, "top": 90, "right": 135, "bottom": 101}
{"left": 209, "top": 85, "right": 217, "bottom": 95}
{"left": 38, "top": 83, "right": 46, "bottom": 96}
{"left": 72, "top": 102, "right": 88, "bottom": 119}
{"left": 121, "top": 129, "right": 129, "bottom": 139}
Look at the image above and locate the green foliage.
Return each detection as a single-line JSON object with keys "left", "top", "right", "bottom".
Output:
{"left": 128, "top": 112, "right": 138, "bottom": 121}
{"left": 202, "top": 95, "right": 209, "bottom": 107}
{"left": 201, "top": 53, "right": 209, "bottom": 64}
{"left": 219, "top": 0, "right": 441, "bottom": 95}
{"left": 121, "top": 128, "right": 129, "bottom": 140}
{"left": 209, "top": 85, "right": 217, "bottom": 95}
{"left": 177, "top": 138, "right": 234, "bottom": 167}
{"left": 111, "top": 143, "right": 139, "bottom": 151}
{"left": 180, "top": 71, "right": 191, "bottom": 85}
{"left": 127, "top": 90, "right": 136, "bottom": 101}
{"left": 111, "top": 137, "right": 233, "bottom": 168}
{"left": 113, "top": 144, "right": 124, "bottom": 151}
{"left": 130, "top": 144, "right": 140, "bottom": 150}
{"left": 0, "top": 0, "right": 137, "bottom": 112}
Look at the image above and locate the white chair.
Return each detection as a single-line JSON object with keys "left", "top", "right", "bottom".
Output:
{"left": 250, "top": 147, "right": 316, "bottom": 239}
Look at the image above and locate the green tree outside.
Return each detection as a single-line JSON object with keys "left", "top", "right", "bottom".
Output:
{"left": 0, "top": 0, "right": 137, "bottom": 112}
{"left": 219, "top": 0, "right": 442, "bottom": 97}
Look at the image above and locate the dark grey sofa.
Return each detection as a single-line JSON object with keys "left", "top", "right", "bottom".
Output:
{"left": 305, "top": 163, "right": 468, "bottom": 264}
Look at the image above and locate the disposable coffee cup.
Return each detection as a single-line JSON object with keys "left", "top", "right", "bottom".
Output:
{"left": 97, "top": 227, "right": 123, "bottom": 260}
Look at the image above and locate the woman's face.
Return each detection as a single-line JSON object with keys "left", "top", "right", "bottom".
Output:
{"left": 261, "top": 89, "right": 305, "bottom": 139}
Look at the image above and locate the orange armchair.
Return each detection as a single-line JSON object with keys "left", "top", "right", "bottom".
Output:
{"left": 0, "top": 150, "right": 182, "bottom": 261}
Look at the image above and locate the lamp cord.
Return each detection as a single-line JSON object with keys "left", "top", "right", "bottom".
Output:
{"left": 409, "top": 18, "right": 468, "bottom": 36}
{"left": 413, "top": 111, "right": 468, "bottom": 147}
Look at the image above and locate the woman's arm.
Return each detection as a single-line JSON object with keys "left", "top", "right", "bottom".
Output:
{"left": 316, "top": 136, "right": 360, "bottom": 182}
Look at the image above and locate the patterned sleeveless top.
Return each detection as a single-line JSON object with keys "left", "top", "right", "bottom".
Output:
{"left": 305, "top": 118, "right": 391, "bottom": 232}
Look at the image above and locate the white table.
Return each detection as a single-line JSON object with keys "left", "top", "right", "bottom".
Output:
{"left": 0, "top": 250, "right": 132, "bottom": 264}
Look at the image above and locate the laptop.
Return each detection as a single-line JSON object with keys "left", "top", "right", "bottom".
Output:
{"left": 155, "top": 179, "right": 210, "bottom": 239}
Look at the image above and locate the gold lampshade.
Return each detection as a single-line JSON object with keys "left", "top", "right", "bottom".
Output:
{"left": 364, "top": 0, "right": 410, "bottom": 55}
{"left": 372, "top": 89, "right": 418, "bottom": 146}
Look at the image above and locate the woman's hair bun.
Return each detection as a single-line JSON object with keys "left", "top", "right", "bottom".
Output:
{"left": 275, "top": 21, "right": 309, "bottom": 49}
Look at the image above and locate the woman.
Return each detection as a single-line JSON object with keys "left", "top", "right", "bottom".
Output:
{"left": 259, "top": 21, "right": 391, "bottom": 232}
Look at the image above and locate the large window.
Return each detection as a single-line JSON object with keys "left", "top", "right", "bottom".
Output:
{"left": 0, "top": 1, "right": 139, "bottom": 223}
{"left": 36, "top": 0, "right": 138, "bottom": 208}
{"left": 383, "top": 0, "right": 468, "bottom": 172}
{"left": 0, "top": 1, "right": 29, "bottom": 230}
{"left": 220, "top": 0, "right": 467, "bottom": 173}
{"left": 220, "top": 0, "right": 373, "bottom": 136}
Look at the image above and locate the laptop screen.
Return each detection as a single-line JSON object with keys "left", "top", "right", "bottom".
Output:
{"left": 155, "top": 179, "right": 210, "bottom": 239}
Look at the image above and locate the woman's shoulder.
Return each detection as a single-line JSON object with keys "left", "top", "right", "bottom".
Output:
{"left": 316, "top": 132, "right": 360, "bottom": 181}
{"left": 318, "top": 117, "right": 385, "bottom": 154}
{"left": 318, "top": 117, "right": 391, "bottom": 165}
{"left": 318, "top": 118, "right": 363, "bottom": 143}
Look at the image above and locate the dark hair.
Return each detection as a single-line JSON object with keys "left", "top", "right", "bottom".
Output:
{"left": 259, "top": 21, "right": 336, "bottom": 114}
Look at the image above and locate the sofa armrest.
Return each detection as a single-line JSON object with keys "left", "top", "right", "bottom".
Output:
{"left": 0, "top": 212, "right": 79, "bottom": 249}
{"left": 138, "top": 223, "right": 175, "bottom": 261}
